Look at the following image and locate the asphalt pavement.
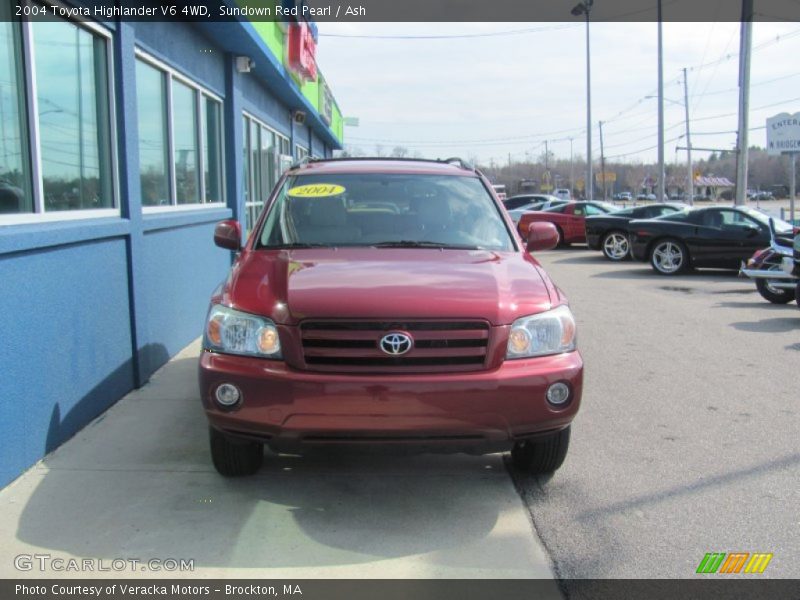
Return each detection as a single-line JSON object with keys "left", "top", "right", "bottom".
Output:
{"left": 512, "top": 247, "right": 799, "bottom": 586}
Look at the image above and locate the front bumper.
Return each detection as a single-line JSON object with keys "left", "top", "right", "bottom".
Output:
{"left": 199, "top": 350, "right": 583, "bottom": 454}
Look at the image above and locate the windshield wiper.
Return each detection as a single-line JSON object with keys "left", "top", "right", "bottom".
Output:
{"left": 372, "top": 240, "right": 483, "bottom": 250}
{"left": 260, "top": 242, "right": 330, "bottom": 249}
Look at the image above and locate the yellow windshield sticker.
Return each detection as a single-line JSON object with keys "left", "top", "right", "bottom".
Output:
{"left": 287, "top": 184, "right": 345, "bottom": 198}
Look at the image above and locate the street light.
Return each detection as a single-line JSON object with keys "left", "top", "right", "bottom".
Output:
{"left": 571, "top": 0, "right": 593, "bottom": 199}
{"left": 657, "top": 0, "right": 665, "bottom": 204}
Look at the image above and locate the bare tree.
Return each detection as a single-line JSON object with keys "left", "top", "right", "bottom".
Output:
{"left": 391, "top": 146, "right": 409, "bottom": 158}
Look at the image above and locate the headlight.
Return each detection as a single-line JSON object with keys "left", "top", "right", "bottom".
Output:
{"left": 204, "top": 305, "right": 282, "bottom": 359}
{"left": 506, "top": 305, "right": 577, "bottom": 359}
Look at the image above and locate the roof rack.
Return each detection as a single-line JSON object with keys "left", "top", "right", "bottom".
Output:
{"left": 291, "top": 156, "right": 477, "bottom": 171}
{"left": 289, "top": 155, "right": 315, "bottom": 170}
{"left": 439, "top": 157, "right": 474, "bottom": 170}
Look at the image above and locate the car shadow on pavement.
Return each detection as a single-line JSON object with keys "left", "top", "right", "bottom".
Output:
{"left": 10, "top": 353, "right": 522, "bottom": 572}
{"left": 713, "top": 300, "right": 795, "bottom": 310}
{"left": 550, "top": 254, "right": 609, "bottom": 266}
{"left": 591, "top": 268, "right": 741, "bottom": 282}
{"left": 730, "top": 317, "right": 800, "bottom": 334}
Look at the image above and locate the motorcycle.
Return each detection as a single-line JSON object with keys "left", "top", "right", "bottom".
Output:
{"left": 740, "top": 218, "right": 798, "bottom": 305}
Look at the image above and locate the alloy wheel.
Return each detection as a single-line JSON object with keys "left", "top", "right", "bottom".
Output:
{"left": 652, "top": 241, "right": 684, "bottom": 274}
{"left": 603, "top": 232, "right": 629, "bottom": 260}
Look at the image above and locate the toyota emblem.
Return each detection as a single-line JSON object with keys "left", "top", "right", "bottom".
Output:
{"left": 379, "top": 332, "right": 413, "bottom": 356}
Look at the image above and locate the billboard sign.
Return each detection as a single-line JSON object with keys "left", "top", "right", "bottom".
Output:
{"left": 766, "top": 112, "right": 800, "bottom": 156}
{"left": 287, "top": 21, "right": 317, "bottom": 82}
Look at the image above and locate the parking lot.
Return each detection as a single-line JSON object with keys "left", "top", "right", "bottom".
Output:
{"left": 516, "top": 247, "right": 799, "bottom": 581}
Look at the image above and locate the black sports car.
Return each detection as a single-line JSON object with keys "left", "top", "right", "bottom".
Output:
{"left": 629, "top": 206, "right": 798, "bottom": 275}
{"left": 585, "top": 203, "right": 685, "bottom": 260}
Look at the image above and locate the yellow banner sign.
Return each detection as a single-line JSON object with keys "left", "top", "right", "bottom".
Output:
{"left": 287, "top": 184, "right": 346, "bottom": 198}
{"left": 595, "top": 171, "right": 616, "bottom": 183}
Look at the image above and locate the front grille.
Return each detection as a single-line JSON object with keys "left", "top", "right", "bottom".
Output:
{"left": 299, "top": 320, "right": 491, "bottom": 373}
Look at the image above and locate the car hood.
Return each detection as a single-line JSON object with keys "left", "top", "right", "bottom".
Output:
{"left": 219, "top": 248, "right": 555, "bottom": 326}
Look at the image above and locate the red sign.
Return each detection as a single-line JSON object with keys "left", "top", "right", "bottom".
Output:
{"left": 288, "top": 22, "right": 317, "bottom": 82}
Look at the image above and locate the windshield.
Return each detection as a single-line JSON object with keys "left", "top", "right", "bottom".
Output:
{"left": 740, "top": 207, "right": 794, "bottom": 234}
{"left": 652, "top": 208, "right": 694, "bottom": 221}
{"left": 257, "top": 173, "right": 515, "bottom": 251}
{"left": 595, "top": 201, "right": 619, "bottom": 212}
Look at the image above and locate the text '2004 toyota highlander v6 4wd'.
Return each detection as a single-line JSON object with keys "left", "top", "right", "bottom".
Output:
{"left": 199, "top": 158, "right": 583, "bottom": 476}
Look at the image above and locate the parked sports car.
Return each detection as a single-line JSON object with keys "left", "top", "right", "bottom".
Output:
{"left": 585, "top": 203, "right": 685, "bottom": 261}
{"left": 629, "top": 206, "right": 798, "bottom": 275}
{"left": 502, "top": 194, "right": 569, "bottom": 224}
{"left": 518, "top": 201, "right": 618, "bottom": 246}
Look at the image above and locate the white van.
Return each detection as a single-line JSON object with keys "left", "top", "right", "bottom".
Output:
{"left": 554, "top": 188, "right": 572, "bottom": 201}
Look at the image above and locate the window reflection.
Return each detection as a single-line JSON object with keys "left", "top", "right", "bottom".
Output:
{"left": 136, "top": 60, "right": 169, "bottom": 206}
{"left": 0, "top": 14, "right": 32, "bottom": 214}
{"left": 34, "top": 19, "right": 112, "bottom": 211}
{"left": 172, "top": 80, "right": 199, "bottom": 204}
{"left": 203, "top": 96, "right": 222, "bottom": 203}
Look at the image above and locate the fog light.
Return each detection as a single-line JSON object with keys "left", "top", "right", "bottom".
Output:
{"left": 546, "top": 382, "right": 570, "bottom": 406}
{"left": 215, "top": 383, "right": 241, "bottom": 407}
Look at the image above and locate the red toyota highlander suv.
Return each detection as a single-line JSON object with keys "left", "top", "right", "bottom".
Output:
{"left": 200, "top": 158, "right": 583, "bottom": 476}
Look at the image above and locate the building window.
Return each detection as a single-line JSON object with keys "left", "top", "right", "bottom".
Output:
{"left": 202, "top": 96, "right": 223, "bottom": 203}
{"left": 136, "top": 61, "right": 169, "bottom": 206}
{"left": 34, "top": 19, "right": 113, "bottom": 212}
{"left": 295, "top": 145, "right": 309, "bottom": 161}
{"left": 242, "top": 113, "right": 290, "bottom": 232}
{"left": 0, "top": 14, "right": 32, "bottom": 215}
{"left": 135, "top": 51, "right": 224, "bottom": 209}
{"left": 172, "top": 80, "right": 199, "bottom": 204}
{"left": 1, "top": 9, "right": 116, "bottom": 222}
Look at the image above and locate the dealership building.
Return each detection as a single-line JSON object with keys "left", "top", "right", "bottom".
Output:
{"left": 0, "top": 4, "right": 344, "bottom": 487}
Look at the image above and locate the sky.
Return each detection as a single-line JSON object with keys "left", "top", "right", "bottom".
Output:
{"left": 315, "top": 21, "right": 800, "bottom": 166}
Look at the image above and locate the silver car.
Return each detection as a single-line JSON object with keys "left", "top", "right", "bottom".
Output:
{"left": 502, "top": 194, "right": 571, "bottom": 224}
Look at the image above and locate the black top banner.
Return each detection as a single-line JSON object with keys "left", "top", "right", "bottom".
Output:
{"left": 5, "top": 0, "right": 800, "bottom": 22}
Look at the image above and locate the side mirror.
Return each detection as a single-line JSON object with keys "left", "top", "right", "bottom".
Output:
{"left": 214, "top": 219, "right": 242, "bottom": 251}
{"left": 526, "top": 222, "right": 559, "bottom": 252}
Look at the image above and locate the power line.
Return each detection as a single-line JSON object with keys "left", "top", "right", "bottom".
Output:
{"left": 320, "top": 23, "right": 578, "bottom": 40}
{"left": 346, "top": 125, "right": 586, "bottom": 146}
{"left": 605, "top": 134, "right": 684, "bottom": 160}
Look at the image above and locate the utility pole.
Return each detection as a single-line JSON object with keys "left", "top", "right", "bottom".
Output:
{"left": 544, "top": 140, "right": 549, "bottom": 171}
{"left": 790, "top": 153, "right": 796, "bottom": 223}
{"left": 569, "top": 137, "right": 574, "bottom": 196}
{"left": 599, "top": 121, "right": 607, "bottom": 201}
{"left": 508, "top": 152, "right": 512, "bottom": 169}
{"left": 585, "top": 7, "right": 592, "bottom": 199}
{"left": 735, "top": 0, "right": 753, "bottom": 206}
{"left": 571, "top": 0, "right": 594, "bottom": 199}
{"left": 682, "top": 67, "right": 693, "bottom": 206}
{"left": 657, "top": 0, "right": 665, "bottom": 203}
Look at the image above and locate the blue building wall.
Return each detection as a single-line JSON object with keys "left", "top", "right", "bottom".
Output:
{"left": 0, "top": 238, "right": 134, "bottom": 486}
{"left": 137, "top": 216, "right": 231, "bottom": 378}
{"left": 0, "top": 16, "right": 341, "bottom": 489}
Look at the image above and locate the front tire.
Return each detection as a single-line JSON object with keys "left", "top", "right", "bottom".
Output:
{"left": 209, "top": 427, "right": 263, "bottom": 477}
{"left": 755, "top": 265, "right": 794, "bottom": 304}
{"left": 511, "top": 426, "right": 571, "bottom": 474}
{"left": 650, "top": 238, "right": 689, "bottom": 275}
{"left": 601, "top": 231, "right": 630, "bottom": 261}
